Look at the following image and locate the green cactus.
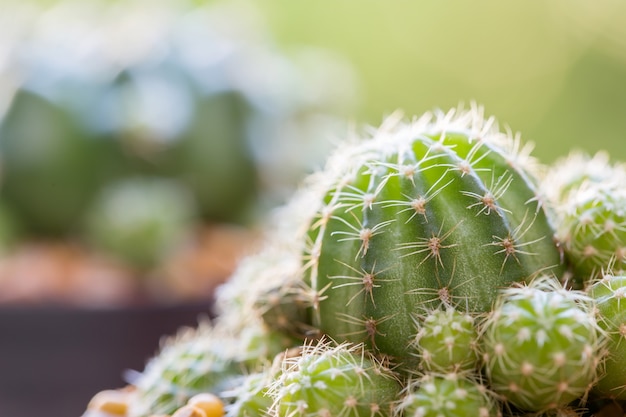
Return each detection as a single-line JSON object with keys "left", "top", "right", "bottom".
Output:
{"left": 397, "top": 373, "right": 501, "bottom": 417}
{"left": 413, "top": 307, "right": 480, "bottom": 373}
{"left": 223, "top": 369, "right": 277, "bottom": 417}
{"left": 84, "top": 177, "right": 197, "bottom": 269}
{"left": 588, "top": 274, "right": 626, "bottom": 400}
{"left": 542, "top": 151, "right": 620, "bottom": 206}
{"left": 127, "top": 323, "right": 242, "bottom": 417}
{"left": 556, "top": 182, "right": 626, "bottom": 279}
{"left": 517, "top": 408, "right": 583, "bottom": 417}
{"left": 268, "top": 339, "right": 401, "bottom": 417}
{"left": 301, "top": 107, "right": 564, "bottom": 366}
{"left": 127, "top": 318, "right": 295, "bottom": 417}
{"left": 214, "top": 188, "right": 321, "bottom": 339}
{"left": 543, "top": 151, "right": 626, "bottom": 280}
{"left": 482, "top": 276, "right": 603, "bottom": 412}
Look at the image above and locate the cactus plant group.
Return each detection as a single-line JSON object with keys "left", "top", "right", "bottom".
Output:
{"left": 300, "top": 108, "right": 563, "bottom": 367}
{"left": 82, "top": 106, "right": 626, "bottom": 417}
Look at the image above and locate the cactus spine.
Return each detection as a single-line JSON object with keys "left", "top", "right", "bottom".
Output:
{"left": 482, "top": 276, "right": 602, "bottom": 412}
{"left": 302, "top": 107, "right": 563, "bottom": 366}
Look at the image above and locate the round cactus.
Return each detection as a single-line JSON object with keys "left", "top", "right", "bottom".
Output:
{"left": 541, "top": 151, "right": 620, "bottom": 206}
{"left": 543, "top": 151, "right": 626, "bottom": 279}
{"left": 556, "top": 182, "right": 626, "bottom": 279}
{"left": 588, "top": 274, "right": 626, "bottom": 400}
{"left": 268, "top": 339, "right": 401, "bottom": 417}
{"left": 413, "top": 307, "right": 480, "bottom": 373}
{"left": 396, "top": 373, "right": 501, "bottom": 417}
{"left": 301, "top": 107, "right": 564, "bottom": 366}
{"left": 482, "top": 276, "right": 603, "bottom": 412}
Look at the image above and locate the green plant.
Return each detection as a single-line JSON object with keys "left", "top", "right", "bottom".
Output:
{"left": 267, "top": 339, "right": 401, "bottom": 417}
{"left": 413, "top": 307, "right": 480, "bottom": 373}
{"left": 396, "top": 373, "right": 501, "bottom": 417}
{"left": 544, "top": 151, "right": 626, "bottom": 280}
{"left": 588, "top": 274, "right": 626, "bottom": 400}
{"left": 223, "top": 370, "right": 276, "bottom": 417}
{"left": 300, "top": 107, "right": 564, "bottom": 367}
{"left": 481, "top": 276, "right": 603, "bottom": 412}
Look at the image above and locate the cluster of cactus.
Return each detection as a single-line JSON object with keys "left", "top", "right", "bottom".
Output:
{"left": 83, "top": 106, "right": 626, "bottom": 417}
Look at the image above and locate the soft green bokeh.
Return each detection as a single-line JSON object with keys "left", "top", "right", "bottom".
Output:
{"left": 257, "top": 0, "right": 626, "bottom": 163}
{"left": 5, "top": 0, "right": 626, "bottom": 164}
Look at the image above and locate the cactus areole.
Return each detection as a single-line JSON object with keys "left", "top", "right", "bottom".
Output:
{"left": 303, "top": 108, "right": 564, "bottom": 364}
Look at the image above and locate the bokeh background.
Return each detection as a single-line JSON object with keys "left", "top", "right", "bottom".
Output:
{"left": 0, "top": 1, "right": 625, "bottom": 416}
{"left": 261, "top": 0, "right": 626, "bottom": 163}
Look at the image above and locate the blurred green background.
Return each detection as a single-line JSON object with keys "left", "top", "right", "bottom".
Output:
{"left": 4, "top": 0, "right": 626, "bottom": 162}
{"left": 258, "top": 0, "right": 626, "bottom": 164}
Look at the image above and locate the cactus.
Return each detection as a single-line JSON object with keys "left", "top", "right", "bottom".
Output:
{"left": 413, "top": 307, "right": 480, "bottom": 373}
{"left": 396, "top": 373, "right": 501, "bottom": 417}
{"left": 301, "top": 107, "right": 564, "bottom": 367}
{"left": 544, "top": 151, "right": 626, "bottom": 279}
{"left": 481, "top": 276, "right": 603, "bottom": 412}
{"left": 542, "top": 151, "right": 619, "bottom": 206}
{"left": 556, "top": 182, "right": 626, "bottom": 279}
{"left": 223, "top": 370, "right": 276, "bottom": 417}
{"left": 84, "top": 177, "right": 197, "bottom": 269}
{"left": 126, "top": 323, "right": 243, "bottom": 417}
{"left": 268, "top": 339, "right": 401, "bottom": 417}
{"left": 588, "top": 274, "right": 626, "bottom": 400}
{"left": 214, "top": 187, "right": 321, "bottom": 339}
{"left": 126, "top": 317, "right": 295, "bottom": 417}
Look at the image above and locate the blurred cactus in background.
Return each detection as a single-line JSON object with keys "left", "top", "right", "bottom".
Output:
{"left": 0, "top": 0, "right": 356, "bottom": 303}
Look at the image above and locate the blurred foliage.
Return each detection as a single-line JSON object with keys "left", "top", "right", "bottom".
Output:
{"left": 254, "top": 0, "right": 626, "bottom": 163}
{"left": 0, "top": 0, "right": 356, "bottom": 240}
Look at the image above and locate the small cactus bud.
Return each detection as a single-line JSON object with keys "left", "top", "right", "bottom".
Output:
{"left": 223, "top": 371, "right": 275, "bottom": 417}
{"left": 482, "top": 276, "right": 602, "bottom": 412}
{"left": 588, "top": 274, "right": 626, "bottom": 400}
{"left": 413, "top": 307, "right": 479, "bottom": 373}
{"left": 171, "top": 405, "right": 207, "bottom": 417}
{"left": 396, "top": 373, "right": 501, "bottom": 417}
{"left": 268, "top": 339, "right": 401, "bottom": 417}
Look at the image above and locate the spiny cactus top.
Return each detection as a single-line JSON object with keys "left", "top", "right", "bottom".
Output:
{"left": 396, "top": 373, "right": 501, "bottom": 417}
{"left": 544, "top": 151, "right": 626, "bottom": 279}
{"left": 300, "top": 107, "right": 564, "bottom": 366}
{"left": 482, "top": 276, "right": 603, "bottom": 412}
{"left": 268, "top": 339, "right": 401, "bottom": 417}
